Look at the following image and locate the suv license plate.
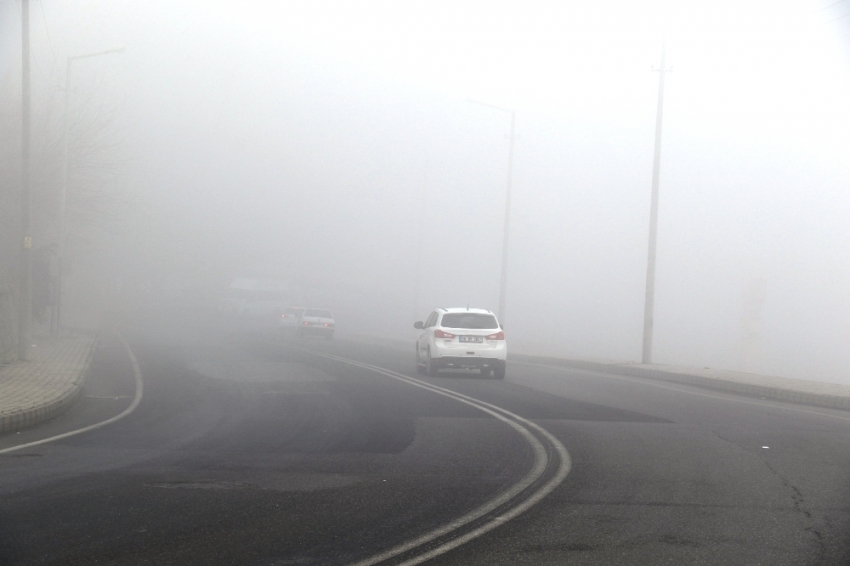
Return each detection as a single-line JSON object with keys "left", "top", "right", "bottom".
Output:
{"left": 459, "top": 336, "right": 483, "bottom": 343}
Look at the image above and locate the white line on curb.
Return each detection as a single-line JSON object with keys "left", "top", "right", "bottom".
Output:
{"left": 0, "top": 337, "right": 144, "bottom": 455}
{"left": 305, "top": 351, "right": 571, "bottom": 566}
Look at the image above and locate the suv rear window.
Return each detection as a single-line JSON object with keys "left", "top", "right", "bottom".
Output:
{"left": 304, "top": 309, "right": 333, "bottom": 318}
{"left": 440, "top": 313, "right": 498, "bottom": 329}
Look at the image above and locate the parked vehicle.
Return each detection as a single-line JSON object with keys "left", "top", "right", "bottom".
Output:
{"left": 414, "top": 308, "right": 506, "bottom": 378}
{"left": 299, "top": 308, "right": 335, "bottom": 339}
{"left": 278, "top": 306, "right": 305, "bottom": 335}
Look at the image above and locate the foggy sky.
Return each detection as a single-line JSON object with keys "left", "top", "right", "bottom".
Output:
{"left": 2, "top": 0, "right": 849, "bottom": 383}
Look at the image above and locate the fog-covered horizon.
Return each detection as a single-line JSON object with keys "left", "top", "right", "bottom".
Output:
{"left": 2, "top": 0, "right": 849, "bottom": 384}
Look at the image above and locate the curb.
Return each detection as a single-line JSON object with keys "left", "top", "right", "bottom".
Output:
{"left": 0, "top": 337, "right": 98, "bottom": 435}
{"left": 513, "top": 355, "right": 850, "bottom": 413}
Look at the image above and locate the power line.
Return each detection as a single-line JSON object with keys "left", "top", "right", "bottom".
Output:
{"left": 824, "top": 10, "right": 850, "bottom": 24}
{"left": 817, "top": 0, "right": 848, "bottom": 12}
{"left": 36, "top": 0, "right": 59, "bottom": 75}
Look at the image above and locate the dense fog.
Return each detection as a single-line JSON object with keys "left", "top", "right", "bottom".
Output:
{"left": 2, "top": 0, "right": 849, "bottom": 383}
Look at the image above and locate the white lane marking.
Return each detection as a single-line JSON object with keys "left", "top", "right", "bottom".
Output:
{"left": 516, "top": 360, "right": 850, "bottom": 423}
{"left": 308, "top": 352, "right": 571, "bottom": 566}
{"left": 0, "top": 337, "right": 144, "bottom": 455}
{"left": 392, "top": 390, "right": 571, "bottom": 566}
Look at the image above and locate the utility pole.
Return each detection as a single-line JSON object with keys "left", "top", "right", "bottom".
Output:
{"left": 413, "top": 168, "right": 428, "bottom": 322}
{"left": 19, "top": 0, "right": 32, "bottom": 360}
{"left": 53, "top": 47, "right": 124, "bottom": 336}
{"left": 499, "top": 111, "right": 516, "bottom": 327}
{"left": 641, "top": 43, "right": 670, "bottom": 364}
{"left": 469, "top": 100, "right": 516, "bottom": 326}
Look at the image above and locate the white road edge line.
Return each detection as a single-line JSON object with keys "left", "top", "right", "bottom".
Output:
{"left": 307, "top": 352, "right": 571, "bottom": 566}
{"left": 516, "top": 360, "right": 850, "bottom": 423}
{"left": 0, "top": 337, "right": 144, "bottom": 455}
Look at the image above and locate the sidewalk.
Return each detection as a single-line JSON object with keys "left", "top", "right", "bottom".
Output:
{"left": 0, "top": 334, "right": 97, "bottom": 434}
{"left": 513, "top": 353, "right": 850, "bottom": 412}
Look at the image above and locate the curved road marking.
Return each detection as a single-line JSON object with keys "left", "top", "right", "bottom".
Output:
{"left": 517, "top": 360, "right": 850, "bottom": 423}
{"left": 0, "top": 337, "right": 144, "bottom": 455}
{"left": 309, "top": 352, "right": 571, "bottom": 566}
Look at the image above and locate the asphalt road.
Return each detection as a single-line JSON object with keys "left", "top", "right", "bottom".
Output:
{"left": 1, "top": 315, "right": 849, "bottom": 565}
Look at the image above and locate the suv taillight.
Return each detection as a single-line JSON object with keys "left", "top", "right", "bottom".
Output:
{"left": 486, "top": 331, "right": 505, "bottom": 340}
{"left": 434, "top": 329, "right": 456, "bottom": 339}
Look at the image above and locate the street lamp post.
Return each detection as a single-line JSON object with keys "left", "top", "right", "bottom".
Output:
{"left": 53, "top": 47, "right": 124, "bottom": 336}
{"left": 641, "top": 43, "right": 670, "bottom": 364}
{"left": 470, "top": 100, "right": 516, "bottom": 326}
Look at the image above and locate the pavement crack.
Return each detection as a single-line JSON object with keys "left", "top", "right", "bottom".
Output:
{"left": 761, "top": 458, "right": 826, "bottom": 561}
{"left": 710, "top": 431, "right": 746, "bottom": 451}
{"left": 711, "top": 431, "right": 826, "bottom": 561}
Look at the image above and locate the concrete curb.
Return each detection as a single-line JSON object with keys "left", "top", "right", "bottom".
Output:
{"left": 513, "top": 355, "right": 850, "bottom": 413}
{"left": 0, "top": 336, "right": 97, "bottom": 434}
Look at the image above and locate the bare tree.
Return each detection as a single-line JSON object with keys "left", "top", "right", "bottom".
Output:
{"left": 0, "top": 60, "right": 129, "bottom": 347}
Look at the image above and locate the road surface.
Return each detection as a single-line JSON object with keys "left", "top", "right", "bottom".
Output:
{"left": 1, "top": 315, "right": 849, "bottom": 565}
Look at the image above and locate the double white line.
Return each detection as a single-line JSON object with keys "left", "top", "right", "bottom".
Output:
{"left": 310, "top": 352, "right": 572, "bottom": 566}
{"left": 0, "top": 338, "right": 144, "bottom": 455}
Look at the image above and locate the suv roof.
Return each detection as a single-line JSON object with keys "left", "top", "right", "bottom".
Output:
{"left": 437, "top": 307, "right": 494, "bottom": 315}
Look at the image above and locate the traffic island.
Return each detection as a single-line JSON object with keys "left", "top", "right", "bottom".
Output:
{"left": 0, "top": 334, "right": 97, "bottom": 434}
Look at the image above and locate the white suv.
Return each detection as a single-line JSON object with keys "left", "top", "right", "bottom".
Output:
{"left": 414, "top": 308, "right": 506, "bottom": 379}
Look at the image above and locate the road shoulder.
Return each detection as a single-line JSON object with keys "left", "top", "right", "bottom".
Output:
{"left": 513, "top": 354, "right": 850, "bottom": 412}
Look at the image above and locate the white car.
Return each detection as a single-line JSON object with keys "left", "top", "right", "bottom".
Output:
{"left": 278, "top": 307, "right": 305, "bottom": 335}
{"left": 414, "top": 308, "right": 506, "bottom": 379}
{"left": 299, "top": 308, "right": 335, "bottom": 339}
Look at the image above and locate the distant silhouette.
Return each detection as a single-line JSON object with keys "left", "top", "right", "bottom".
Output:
{"left": 32, "top": 245, "right": 56, "bottom": 324}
